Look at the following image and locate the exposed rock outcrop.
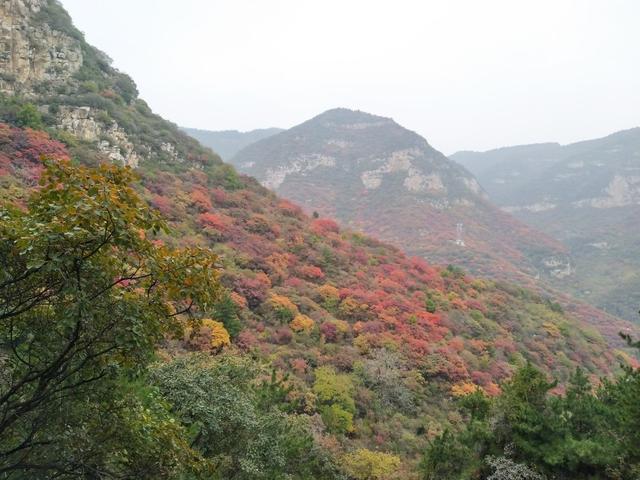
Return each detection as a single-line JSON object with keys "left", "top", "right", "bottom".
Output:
{"left": 0, "top": 0, "right": 83, "bottom": 94}
{"left": 56, "top": 106, "right": 140, "bottom": 167}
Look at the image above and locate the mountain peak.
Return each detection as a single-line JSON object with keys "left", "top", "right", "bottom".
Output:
{"left": 311, "top": 107, "right": 393, "bottom": 124}
{"left": 230, "top": 110, "right": 573, "bottom": 286}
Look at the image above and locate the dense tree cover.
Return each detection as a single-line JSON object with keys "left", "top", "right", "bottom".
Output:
{"left": 1, "top": 3, "right": 636, "bottom": 477}
{"left": 421, "top": 341, "right": 640, "bottom": 480}
{"left": 0, "top": 159, "right": 224, "bottom": 476}
{"left": 0, "top": 158, "right": 351, "bottom": 479}
{"left": 2, "top": 123, "right": 638, "bottom": 477}
{"left": 150, "top": 354, "right": 345, "bottom": 480}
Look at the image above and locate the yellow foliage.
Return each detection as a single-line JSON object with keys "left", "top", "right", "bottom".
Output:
{"left": 268, "top": 294, "right": 299, "bottom": 315}
{"left": 543, "top": 321, "right": 561, "bottom": 338}
{"left": 471, "top": 279, "right": 488, "bottom": 291}
{"left": 451, "top": 382, "right": 481, "bottom": 397}
{"left": 332, "top": 319, "right": 350, "bottom": 334}
{"left": 290, "top": 314, "right": 315, "bottom": 333}
{"left": 317, "top": 284, "right": 340, "bottom": 299}
{"left": 353, "top": 334, "right": 371, "bottom": 355}
{"left": 343, "top": 448, "right": 401, "bottom": 480}
{"left": 192, "top": 319, "right": 230, "bottom": 351}
{"left": 339, "top": 296, "right": 368, "bottom": 320}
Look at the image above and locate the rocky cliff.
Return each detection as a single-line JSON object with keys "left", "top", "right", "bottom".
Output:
{"left": 0, "top": 0, "right": 214, "bottom": 169}
{"left": 0, "top": 0, "right": 82, "bottom": 94}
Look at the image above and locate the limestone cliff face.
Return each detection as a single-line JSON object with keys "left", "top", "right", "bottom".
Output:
{"left": 0, "top": 0, "right": 186, "bottom": 169}
{"left": 55, "top": 106, "right": 141, "bottom": 167}
{"left": 0, "top": 0, "right": 83, "bottom": 94}
{"left": 451, "top": 128, "right": 640, "bottom": 322}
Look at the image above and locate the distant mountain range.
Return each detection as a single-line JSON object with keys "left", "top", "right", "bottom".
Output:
{"left": 452, "top": 128, "right": 640, "bottom": 322}
{"left": 181, "top": 127, "right": 283, "bottom": 160}
{"left": 230, "top": 108, "right": 572, "bottom": 286}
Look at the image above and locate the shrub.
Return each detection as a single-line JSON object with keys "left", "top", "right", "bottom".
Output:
{"left": 343, "top": 449, "right": 401, "bottom": 480}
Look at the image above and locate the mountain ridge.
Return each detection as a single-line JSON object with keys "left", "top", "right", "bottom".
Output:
{"left": 182, "top": 126, "right": 283, "bottom": 160}
{"left": 1, "top": 1, "right": 638, "bottom": 475}
{"left": 451, "top": 127, "right": 640, "bottom": 322}
{"left": 231, "top": 107, "right": 574, "bottom": 287}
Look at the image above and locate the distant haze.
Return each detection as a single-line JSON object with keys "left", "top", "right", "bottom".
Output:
{"left": 60, "top": 0, "right": 640, "bottom": 154}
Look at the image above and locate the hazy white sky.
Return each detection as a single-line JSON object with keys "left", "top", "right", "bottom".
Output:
{"left": 60, "top": 0, "right": 639, "bottom": 154}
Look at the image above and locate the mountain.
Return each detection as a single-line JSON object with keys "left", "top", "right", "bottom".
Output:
{"left": 452, "top": 128, "right": 640, "bottom": 322}
{"left": 0, "top": 1, "right": 637, "bottom": 476}
{"left": 181, "top": 126, "right": 283, "bottom": 160}
{"left": 231, "top": 108, "right": 574, "bottom": 286}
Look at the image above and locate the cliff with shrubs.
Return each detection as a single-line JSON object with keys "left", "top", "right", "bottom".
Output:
{"left": 0, "top": 1, "right": 637, "bottom": 478}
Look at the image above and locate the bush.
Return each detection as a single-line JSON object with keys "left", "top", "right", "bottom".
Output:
{"left": 16, "top": 103, "right": 44, "bottom": 130}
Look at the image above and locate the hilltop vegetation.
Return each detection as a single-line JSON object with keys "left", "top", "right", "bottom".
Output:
{"left": 2, "top": 132, "right": 639, "bottom": 479}
{"left": 230, "top": 108, "right": 571, "bottom": 287}
{"left": 0, "top": 1, "right": 638, "bottom": 478}
{"left": 1, "top": 121, "right": 636, "bottom": 479}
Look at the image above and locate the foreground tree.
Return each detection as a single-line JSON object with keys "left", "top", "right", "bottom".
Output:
{"left": 0, "top": 159, "right": 222, "bottom": 477}
{"left": 150, "top": 353, "right": 345, "bottom": 480}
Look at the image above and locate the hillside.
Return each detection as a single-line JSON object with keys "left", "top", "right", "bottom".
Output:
{"left": 231, "top": 108, "right": 573, "bottom": 285}
{"left": 182, "top": 126, "right": 283, "bottom": 160}
{"left": 3, "top": 119, "right": 635, "bottom": 477}
{"left": 0, "top": 1, "right": 637, "bottom": 477}
{"left": 452, "top": 128, "right": 640, "bottom": 322}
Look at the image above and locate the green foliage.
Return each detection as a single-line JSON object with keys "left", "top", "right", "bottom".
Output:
{"left": 15, "top": 103, "right": 44, "bottom": 130}
{"left": 355, "top": 349, "right": 415, "bottom": 413}
{"left": 0, "top": 96, "right": 49, "bottom": 130}
{"left": 33, "top": 1, "right": 84, "bottom": 41}
{"left": 150, "top": 354, "right": 343, "bottom": 479}
{"left": 313, "top": 366, "right": 356, "bottom": 434}
{"left": 421, "top": 430, "right": 474, "bottom": 480}
{"left": 342, "top": 448, "right": 401, "bottom": 480}
{"left": 320, "top": 404, "right": 354, "bottom": 435}
{"left": 0, "top": 159, "right": 222, "bottom": 477}
{"left": 458, "top": 388, "right": 491, "bottom": 421}
{"left": 214, "top": 293, "right": 243, "bottom": 338}
{"left": 421, "top": 356, "right": 640, "bottom": 480}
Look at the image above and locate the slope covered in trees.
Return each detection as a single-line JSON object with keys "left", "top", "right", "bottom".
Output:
{"left": 452, "top": 129, "right": 640, "bottom": 322}
{"left": 230, "top": 108, "right": 571, "bottom": 286}
{"left": 0, "top": 1, "right": 638, "bottom": 478}
{"left": 1, "top": 122, "right": 636, "bottom": 478}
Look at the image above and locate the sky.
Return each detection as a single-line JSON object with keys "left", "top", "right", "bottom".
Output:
{"left": 60, "top": 0, "right": 640, "bottom": 154}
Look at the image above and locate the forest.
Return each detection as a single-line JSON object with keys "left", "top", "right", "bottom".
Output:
{"left": 0, "top": 1, "right": 638, "bottom": 477}
{"left": 0, "top": 128, "right": 637, "bottom": 479}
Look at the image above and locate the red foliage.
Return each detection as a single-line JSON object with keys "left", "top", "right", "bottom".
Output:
{"left": 190, "top": 188, "right": 213, "bottom": 212}
{"left": 278, "top": 199, "right": 303, "bottom": 218}
{"left": 310, "top": 218, "right": 340, "bottom": 235}
{"left": 233, "top": 272, "right": 271, "bottom": 308}
{"left": 198, "top": 212, "right": 230, "bottom": 231}
{"left": 0, "top": 121, "right": 620, "bottom": 411}
{"left": 151, "top": 194, "right": 173, "bottom": 217}
{"left": 320, "top": 322, "right": 338, "bottom": 342}
{"left": 272, "top": 327, "right": 293, "bottom": 345}
{"left": 290, "top": 357, "right": 308, "bottom": 375}
{"left": 296, "top": 265, "right": 325, "bottom": 281}
{"left": 236, "top": 330, "right": 258, "bottom": 351}
{"left": 210, "top": 187, "right": 229, "bottom": 205}
{"left": 0, "top": 124, "right": 69, "bottom": 183}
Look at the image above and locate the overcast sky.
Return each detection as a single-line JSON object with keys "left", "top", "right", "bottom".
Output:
{"left": 60, "top": 0, "right": 639, "bottom": 154}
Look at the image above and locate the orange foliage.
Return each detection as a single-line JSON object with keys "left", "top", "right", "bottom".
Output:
{"left": 290, "top": 314, "right": 315, "bottom": 333}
